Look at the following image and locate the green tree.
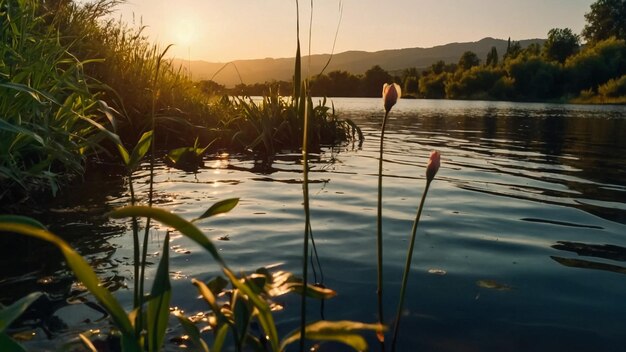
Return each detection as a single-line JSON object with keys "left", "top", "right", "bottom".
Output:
{"left": 197, "top": 80, "right": 225, "bottom": 95}
{"left": 430, "top": 60, "right": 447, "bottom": 74}
{"left": 543, "top": 28, "right": 580, "bottom": 63}
{"left": 525, "top": 43, "right": 542, "bottom": 57}
{"left": 507, "top": 56, "right": 563, "bottom": 99}
{"left": 361, "top": 65, "right": 392, "bottom": 96}
{"left": 582, "top": 0, "right": 626, "bottom": 43}
{"left": 401, "top": 67, "right": 420, "bottom": 96}
{"left": 458, "top": 51, "right": 480, "bottom": 70}
{"left": 486, "top": 46, "right": 499, "bottom": 67}
{"left": 445, "top": 66, "right": 505, "bottom": 99}
{"left": 419, "top": 73, "right": 448, "bottom": 98}
{"left": 564, "top": 37, "right": 626, "bottom": 93}
{"left": 504, "top": 38, "right": 522, "bottom": 61}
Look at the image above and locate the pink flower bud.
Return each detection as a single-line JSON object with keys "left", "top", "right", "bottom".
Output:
{"left": 382, "top": 83, "right": 401, "bottom": 113}
{"left": 426, "top": 151, "right": 440, "bottom": 183}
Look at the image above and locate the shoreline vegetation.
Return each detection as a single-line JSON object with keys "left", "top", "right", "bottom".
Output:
{"left": 0, "top": 0, "right": 361, "bottom": 202}
{"left": 2, "top": 0, "right": 626, "bottom": 201}
{"left": 1, "top": 0, "right": 625, "bottom": 201}
{"left": 204, "top": 34, "right": 626, "bottom": 105}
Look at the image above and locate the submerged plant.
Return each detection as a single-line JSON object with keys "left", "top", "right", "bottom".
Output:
{"left": 376, "top": 82, "right": 401, "bottom": 346}
{"left": 390, "top": 150, "right": 441, "bottom": 352}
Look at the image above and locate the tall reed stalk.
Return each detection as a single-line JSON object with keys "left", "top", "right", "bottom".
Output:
{"left": 390, "top": 151, "right": 440, "bottom": 351}
{"left": 377, "top": 83, "right": 400, "bottom": 349}
{"left": 293, "top": 2, "right": 311, "bottom": 351}
{"left": 136, "top": 45, "right": 173, "bottom": 333}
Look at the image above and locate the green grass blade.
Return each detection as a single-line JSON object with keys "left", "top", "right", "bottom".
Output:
{"left": 109, "top": 206, "right": 225, "bottom": 266}
{"left": 280, "top": 320, "right": 384, "bottom": 352}
{"left": 192, "top": 279, "right": 223, "bottom": 319}
{"left": 192, "top": 198, "right": 240, "bottom": 222}
{"left": 0, "top": 333, "right": 26, "bottom": 352}
{"left": 128, "top": 130, "right": 154, "bottom": 170}
{"left": 213, "top": 323, "right": 229, "bottom": 352}
{"left": 0, "top": 223, "right": 139, "bottom": 351}
{"left": 0, "top": 119, "right": 45, "bottom": 146}
{"left": 0, "top": 216, "right": 46, "bottom": 230}
{"left": 147, "top": 232, "right": 172, "bottom": 352}
{"left": 223, "top": 268, "right": 279, "bottom": 352}
{"left": 0, "top": 292, "right": 43, "bottom": 333}
{"left": 0, "top": 82, "right": 59, "bottom": 105}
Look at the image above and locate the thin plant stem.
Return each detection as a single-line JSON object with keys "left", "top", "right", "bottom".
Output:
{"left": 128, "top": 171, "right": 140, "bottom": 311}
{"left": 376, "top": 110, "right": 389, "bottom": 351}
{"left": 138, "top": 45, "right": 171, "bottom": 331}
{"left": 294, "top": 1, "right": 310, "bottom": 351}
{"left": 300, "top": 92, "right": 310, "bottom": 352}
{"left": 390, "top": 180, "right": 432, "bottom": 352}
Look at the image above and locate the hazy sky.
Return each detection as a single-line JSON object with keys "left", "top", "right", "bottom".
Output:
{"left": 110, "top": 0, "right": 595, "bottom": 62}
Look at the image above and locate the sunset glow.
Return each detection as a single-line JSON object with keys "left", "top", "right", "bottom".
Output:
{"left": 111, "top": 0, "right": 594, "bottom": 62}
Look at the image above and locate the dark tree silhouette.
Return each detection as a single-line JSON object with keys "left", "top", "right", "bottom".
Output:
{"left": 582, "top": 0, "right": 626, "bottom": 43}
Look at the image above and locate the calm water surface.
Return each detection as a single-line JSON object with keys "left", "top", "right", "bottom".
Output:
{"left": 2, "top": 98, "right": 626, "bottom": 351}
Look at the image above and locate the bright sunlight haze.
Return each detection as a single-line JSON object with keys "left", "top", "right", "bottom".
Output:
{"left": 112, "top": 0, "right": 594, "bottom": 62}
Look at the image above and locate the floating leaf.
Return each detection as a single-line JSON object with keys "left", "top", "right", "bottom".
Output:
{"left": 193, "top": 198, "right": 240, "bottom": 222}
{"left": 476, "top": 279, "right": 512, "bottom": 291}
{"left": 427, "top": 269, "right": 447, "bottom": 275}
{"left": 165, "top": 142, "right": 209, "bottom": 172}
{"left": 279, "top": 282, "right": 337, "bottom": 300}
{"left": 280, "top": 320, "right": 384, "bottom": 351}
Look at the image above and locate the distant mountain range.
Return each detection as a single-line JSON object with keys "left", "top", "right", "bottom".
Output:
{"left": 174, "top": 37, "right": 544, "bottom": 87}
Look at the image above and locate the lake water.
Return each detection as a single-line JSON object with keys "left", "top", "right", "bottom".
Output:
{"left": 2, "top": 98, "right": 626, "bottom": 351}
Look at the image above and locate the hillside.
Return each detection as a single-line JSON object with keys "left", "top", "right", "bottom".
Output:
{"left": 174, "top": 37, "right": 544, "bottom": 87}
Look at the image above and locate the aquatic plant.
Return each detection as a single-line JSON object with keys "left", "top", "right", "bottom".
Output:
{"left": 376, "top": 82, "right": 401, "bottom": 347}
{"left": 390, "top": 150, "right": 441, "bottom": 352}
{"left": 0, "top": 291, "right": 43, "bottom": 351}
{"left": 226, "top": 91, "right": 361, "bottom": 158}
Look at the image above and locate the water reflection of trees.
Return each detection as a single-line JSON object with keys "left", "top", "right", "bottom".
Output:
{"left": 401, "top": 108, "right": 626, "bottom": 224}
{"left": 552, "top": 240, "right": 626, "bottom": 275}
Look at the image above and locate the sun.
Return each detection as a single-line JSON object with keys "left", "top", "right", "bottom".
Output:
{"left": 172, "top": 16, "right": 198, "bottom": 48}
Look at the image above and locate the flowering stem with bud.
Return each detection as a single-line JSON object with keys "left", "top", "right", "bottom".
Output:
{"left": 377, "top": 83, "right": 400, "bottom": 349}
{"left": 391, "top": 151, "right": 440, "bottom": 352}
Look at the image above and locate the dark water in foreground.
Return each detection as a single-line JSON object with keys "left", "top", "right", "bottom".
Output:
{"left": 2, "top": 98, "right": 626, "bottom": 351}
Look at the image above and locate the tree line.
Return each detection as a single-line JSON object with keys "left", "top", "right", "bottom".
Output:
{"left": 198, "top": 0, "right": 626, "bottom": 103}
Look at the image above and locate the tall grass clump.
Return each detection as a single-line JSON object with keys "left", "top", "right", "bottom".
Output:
{"left": 46, "top": 0, "right": 218, "bottom": 146}
{"left": 227, "top": 92, "right": 361, "bottom": 158}
{"left": 0, "top": 0, "right": 109, "bottom": 200}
